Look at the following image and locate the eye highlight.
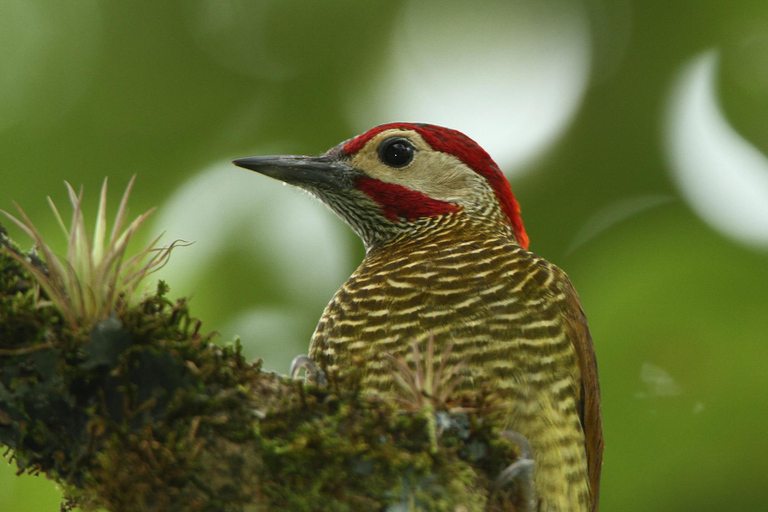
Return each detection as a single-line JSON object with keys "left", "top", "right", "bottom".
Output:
{"left": 378, "top": 137, "right": 415, "bottom": 168}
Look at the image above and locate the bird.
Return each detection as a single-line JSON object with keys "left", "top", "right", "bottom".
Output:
{"left": 234, "top": 123, "right": 603, "bottom": 512}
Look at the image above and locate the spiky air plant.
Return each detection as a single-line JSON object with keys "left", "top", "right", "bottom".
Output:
{"left": 384, "top": 334, "right": 467, "bottom": 456}
{"left": 384, "top": 334, "right": 466, "bottom": 414}
{"left": 1, "top": 176, "right": 182, "bottom": 330}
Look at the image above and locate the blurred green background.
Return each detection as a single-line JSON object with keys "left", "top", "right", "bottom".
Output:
{"left": 2, "top": 1, "right": 768, "bottom": 510}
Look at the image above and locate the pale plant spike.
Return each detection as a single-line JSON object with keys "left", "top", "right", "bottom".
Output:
{"left": 395, "top": 356, "right": 419, "bottom": 393}
{"left": 112, "top": 216, "right": 157, "bottom": 300}
{"left": 120, "top": 232, "right": 165, "bottom": 280}
{"left": 2, "top": 206, "right": 48, "bottom": 252}
{"left": 47, "top": 196, "right": 70, "bottom": 240}
{"left": 101, "top": 223, "right": 138, "bottom": 287}
{"left": 92, "top": 246, "right": 119, "bottom": 305}
{"left": 411, "top": 337, "right": 424, "bottom": 394}
{"left": 109, "top": 208, "right": 156, "bottom": 296}
{"left": 109, "top": 174, "right": 137, "bottom": 248}
{"left": 122, "top": 245, "right": 165, "bottom": 297}
{"left": 432, "top": 340, "right": 450, "bottom": 398}
{"left": 422, "top": 334, "right": 464, "bottom": 403}
{"left": 63, "top": 183, "right": 82, "bottom": 281}
{"left": 122, "top": 239, "right": 183, "bottom": 294}
{"left": 437, "top": 363, "right": 466, "bottom": 404}
{"left": 117, "top": 248, "right": 151, "bottom": 291}
{"left": 100, "top": 245, "right": 122, "bottom": 319}
{"left": 434, "top": 338, "right": 454, "bottom": 386}
{"left": 90, "top": 221, "right": 153, "bottom": 300}
{"left": 92, "top": 177, "right": 109, "bottom": 266}
{"left": 3, "top": 204, "right": 68, "bottom": 284}
{"left": 91, "top": 251, "right": 115, "bottom": 304}
{"left": 111, "top": 208, "right": 155, "bottom": 268}
{"left": 83, "top": 279, "right": 100, "bottom": 321}
{"left": 151, "top": 240, "right": 187, "bottom": 271}
{"left": 144, "top": 240, "right": 180, "bottom": 275}
{"left": 63, "top": 182, "right": 86, "bottom": 252}
{"left": 440, "top": 358, "right": 465, "bottom": 391}
{"left": 436, "top": 340, "right": 465, "bottom": 393}
{"left": 424, "top": 334, "right": 436, "bottom": 396}
{"left": 64, "top": 258, "right": 87, "bottom": 321}
{"left": 384, "top": 353, "right": 418, "bottom": 391}
{"left": 113, "top": 207, "right": 156, "bottom": 251}
{"left": 74, "top": 184, "right": 95, "bottom": 286}
{"left": 25, "top": 252, "right": 71, "bottom": 325}
{"left": 396, "top": 394, "right": 421, "bottom": 410}
{"left": 102, "top": 265, "right": 116, "bottom": 317}
{"left": 102, "top": 227, "right": 136, "bottom": 312}
{"left": 110, "top": 223, "right": 156, "bottom": 296}
{"left": 384, "top": 353, "right": 422, "bottom": 406}
{"left": 64, "top": 182, "right": 92, "bottom": 286}
{"left": 1, "top": 248, "right": 77, "bottom": 328}
{"left": 90, "top": 214, "right": 148, "bottom": 293}
{"left": 391, "top": 371, "right": 419, "bottom": 406}
{"left": 1, "top": 207, "right": 46, "bottom": 251}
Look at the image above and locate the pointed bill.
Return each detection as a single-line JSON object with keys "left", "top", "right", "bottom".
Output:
{"left": 233, "top": 155, "right": 356, "bottom": 190}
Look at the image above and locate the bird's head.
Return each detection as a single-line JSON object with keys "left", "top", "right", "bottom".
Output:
{"left": 234, "top": 123, "right": 528, "bottom": 249}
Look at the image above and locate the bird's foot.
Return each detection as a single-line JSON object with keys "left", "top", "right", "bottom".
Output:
{"left": 493, "top": 430, "right": 536, "bottom": 512}
{"left": 289, "top": 355, "right": 327, "bottom": 387}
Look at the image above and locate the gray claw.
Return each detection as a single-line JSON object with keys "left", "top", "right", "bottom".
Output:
{"left": 289, "top": 355, "right": 327, "bottom": 386}
{"left": 493, "top": 430, "right": 536, "bottom": 512}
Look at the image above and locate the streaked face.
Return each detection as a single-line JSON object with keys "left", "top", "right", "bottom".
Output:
{"left": 345, "top": 128, "right": 492, "bottom": 208}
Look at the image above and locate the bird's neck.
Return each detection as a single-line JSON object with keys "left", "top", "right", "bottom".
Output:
{"left": 364, "top": 209, "right": 519, "bottom": 261}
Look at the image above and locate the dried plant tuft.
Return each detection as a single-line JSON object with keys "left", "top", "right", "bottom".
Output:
{"left": 384, "top": 333, "right": 466, "bottom": 412}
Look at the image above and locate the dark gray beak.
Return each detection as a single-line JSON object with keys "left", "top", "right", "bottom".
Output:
{"left": 233, "top": 155, "right": 355, "bottom": 189}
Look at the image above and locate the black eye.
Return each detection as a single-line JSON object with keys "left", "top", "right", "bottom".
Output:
{"left": 378, "top": 137, "right": 415, "bottom": 168}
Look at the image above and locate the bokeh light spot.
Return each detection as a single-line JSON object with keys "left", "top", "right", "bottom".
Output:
{"left": 665, "top": 50, "right": 768, "bottom": 249}
{"left": 344, "top": 0, "right": 592, "bottom": 174}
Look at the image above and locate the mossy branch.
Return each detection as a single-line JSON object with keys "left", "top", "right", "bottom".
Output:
{"left": 0, "top": 222, "right": 523, "bottom": 512}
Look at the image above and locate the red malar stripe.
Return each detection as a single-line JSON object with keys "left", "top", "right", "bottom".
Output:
{"left": 356, "top": 177, "right": 460, "bottom": 222}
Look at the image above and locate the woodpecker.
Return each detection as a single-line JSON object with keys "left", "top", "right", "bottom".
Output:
{"left": 234, "top": 123, "right": 603, "bottom": 512}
